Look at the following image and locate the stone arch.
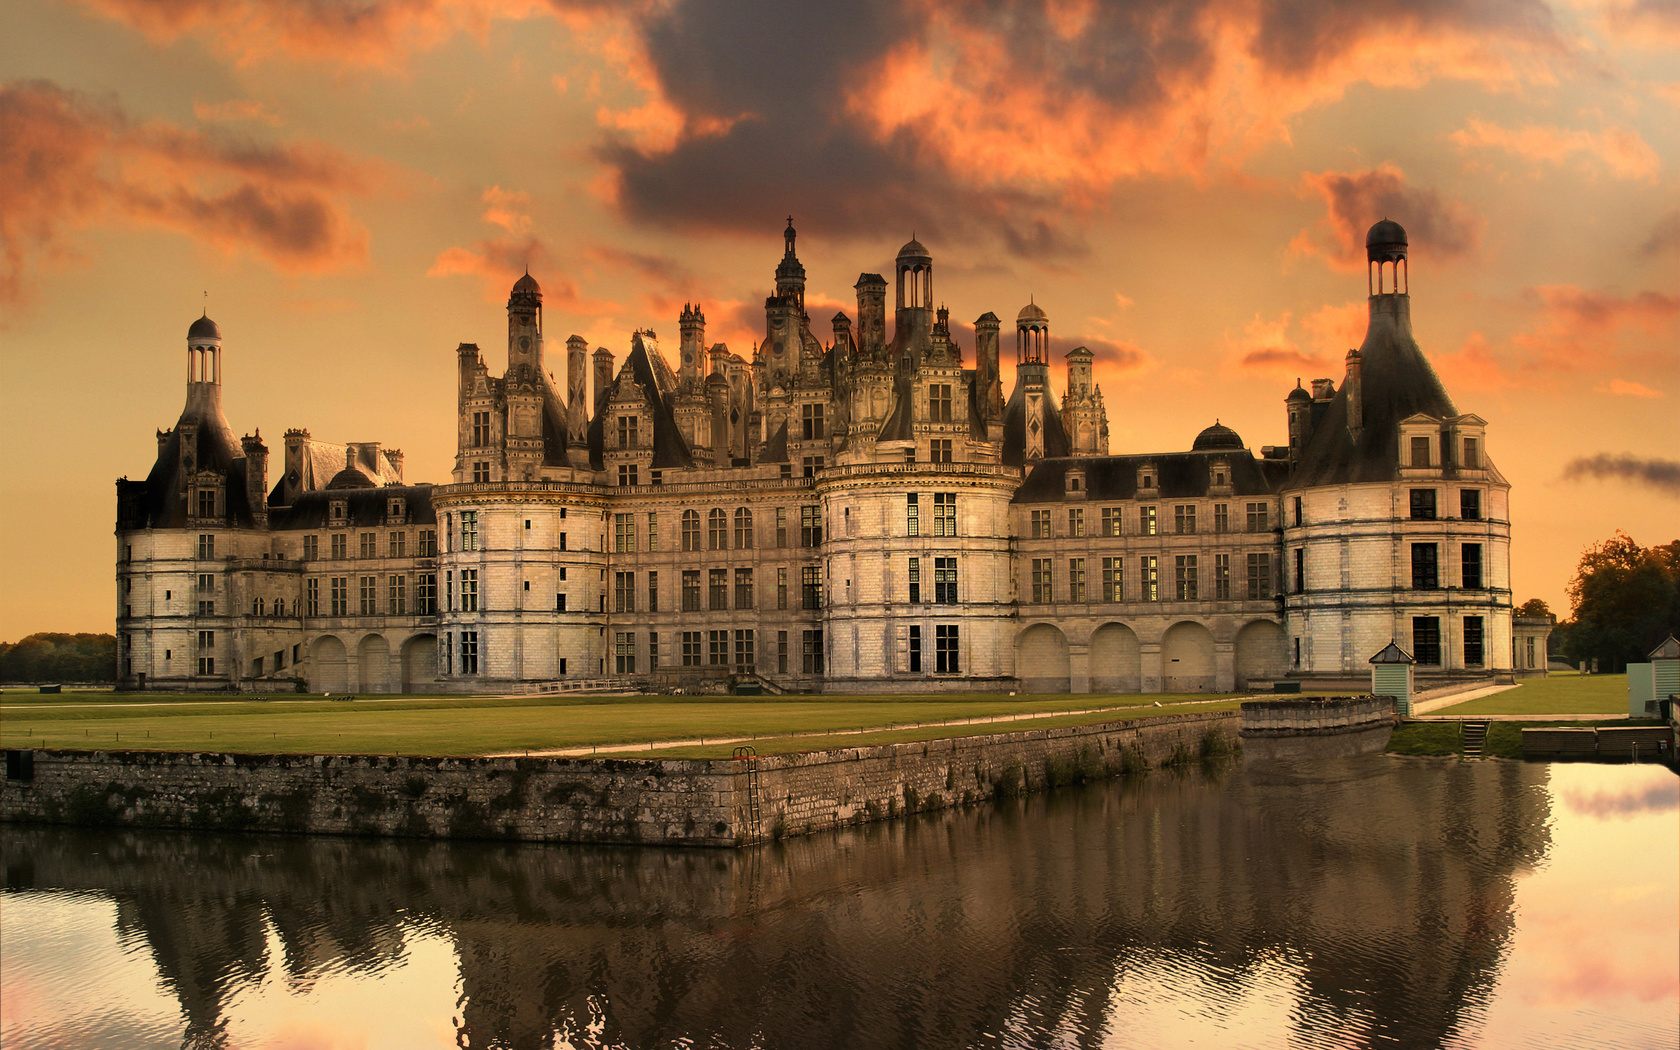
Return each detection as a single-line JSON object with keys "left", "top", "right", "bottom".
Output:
{"left": 1089, "top": 622, "right": 1142, "bottom": 693}
{"left": 358, "top": 634, "right": 391, "bottom": 693}
{"left": 1015, "top": 623, "right": 1070, "bottom": 693}
{"left": 401, "top": 634, "right": 437, "bottom": 693}
{"left": 310, "top": 635, "right": 348, "bottom": 693}
{"left": 1235, "top": 620, "right": 1288, "bottom": 689}
{"left": 1162, "top": 621, "right": 1216, "bottom": 692}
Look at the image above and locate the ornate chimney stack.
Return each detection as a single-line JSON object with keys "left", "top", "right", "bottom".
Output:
{"left": 241, "top": 431, "right": 269, "bottom": 526}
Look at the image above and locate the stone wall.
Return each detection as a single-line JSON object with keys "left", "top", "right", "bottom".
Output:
{"left": 1239, "top": 695, "right": 1396, "bottom": 733}
{"left": 1, "top": 711, "right": 1240, "bottom": 847}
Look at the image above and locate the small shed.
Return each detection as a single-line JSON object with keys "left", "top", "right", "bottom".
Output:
{"left": 1369, "top": 641, "right": 1416, "bottom": 717}
{"left": 1650, "top": 635, "right": 1679, "bottom": 718}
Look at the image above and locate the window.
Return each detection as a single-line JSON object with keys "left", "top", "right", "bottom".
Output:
{"left": 197, "top": 489, "right": 217, "bottom": 519}
{"left": 801, "top": 505, "right": 822, "bottom": 547}
{"left": 903, "top": 448, "right": 917, "bottom": 464}
{"left": 331, "top": 534, "right": 348, "bottom": 560}
{"left": 615, "top": 571, "right": 635, "bottom": 613}
{"left": 1068, "top": 508, "right": 1085, "bottom": 538}
{"left": 461, "top": 511, "right": 478, "bottom": 551}
{"left": 1101, "top": 508, "right": 1122, "bottom": 536}
{"left": 1464, "top": 616, "right": 1485, "bottom": 666}
{"left": 682, "top": 632, "right": 702, "bottom": 666}
{"left": 1410, "top": 489, "right": 1437, "bottom": 520}
{"left": 708, "top": 508, "right": 728, "bottom": 549}
{"left": 306, "top": 578, "right": 320, "bottom": 617}
{"left": 330, "top": 577, "right": 349, "bottom": 616}
{"left": 472, "top": 411, "right": 490, "bottom": 446}
{"left": 197, "top": 600, "right": 214, "bottom": 616}
{"left": 446, "top": 570, "right": 453, "bottom": 611}
{"left": 303, "top": 535, "right": 319, "bottom": 560}
{"left": 417, "top": 573, "right": 436, "bottom": 614}
{"left": 198, "top": 534, "right": 215, "bottom": 559}
{"left": 1068, "top": 558, "right": 1085, "bottom": 603}
{"left": 647, "top": 571, "right": 659, "bottom": 613}
{"left": 735, "top": 568, "right": 754, "bottom": 609}
{"left": 196, "top": 630, "right": 214, "bottom": 675}
{"left": 330, "top": 501, "right": 347, "bottom": 524}
{"left": 908, "top": 557, "right": 922, "bottom": 602}
{"left": 615, "top": 632, "right": 636, "bottom": 674}
{"left": 389, "top": 531, "right": 406, "bottom": 558}
{"left": 802, "top": 565, "right": 823, "bottom": 609}
{"left": 734, "top": 507, "right": 754, "bottom": 548}
{"left": 929, "top": 384, "right": 952, "bottom": 422}
{"left": 614, "top": 513, "right": 636, "bottom": 552}
{"left": 1102, "top": 558, "right": 1123, "bottom": 601}
{"left": 1031, "top": 558, "right": 1053, "bottom": 603}
{"left": 418, "top": 530, "right": 437, "bottom": 557}
{"left": 907, "top": 494, "right": 920, "bottom": 536}
{"left": 1410, "top": 544, "right": 1439, "bottom": 590}
{"left": 559, "top": 532, "right": 566, "bottom": 551}
{"left": 682, "top": 510, "right": 701, "bottom": 551}
{"left": 461, "top": 568, "right": 479, "bottom": 611}
{"left": 359, "top": 576, "right": 377, "bottom": 615}
{"left": 1174, "top": 505, "right": 1197, "bottom": 534}
{"left": 1246, "top": 502, "right": 1268, "bottom": 532}
{"left": 1139, "top": 506, "right": 1157, "bottom": 536}
{"left": 908, "top": 625, "right": 922, "bottom": 672}
{"left": 1413, "top": 617, "right": 1441, "bottom": 665}
{"left": 460, "top": 631, "right": 478, "bottom": 675}
{"left": 1246, "top": 553, "right": 1271, "bottom": 599}
{"left": 648, "top": 633, "right": 660, "bottom": 669}
{"left": 803, "top": 630, "right": 824, "bottom": 673}
{"left": 734, "top": 630, "right": 755, "bottom": 673}
{"left": 197, "top": 573, "right": 214, "bottom": 592}
{"left": 682, "top": 570, "right": 701, "bottom": 611}
{"left": 778, "top": 631, "right": 789, "bottom": 674}
{"left": 1410, "top": 436, "right": 1431, "bottom": 468}
{"left": 930, "top": 439, "right": 953, "bottom": 463}
{"left": 443, "top": 633, "right": 452, "bottom": 675}
{"left": 776, "top": 507, "right": 788, "bottom": 547}
{"left": 647, "top": 512, "right": 658, "bottom": 551}
{"left": 801, "top": 402, "right": 825, "bottom": 440}
{"left": 709, "top": 568, "right": 728, "bottom": 610}
{"left": 934, "top": 493, "right": 956, "bottom": 536}
{"left": 777, "top": 567, "right": 788, "bottom": 610}
{"left": 1462, "top": 437, "right": 1480, "bottom": 469}
{"left": 1461, "top": 543, "right": 1483, "bottom": 589}
{"left": 358, "top": 532, "right": 375, "bottom": 558}
{"left": 802, "top": 455, "right": 824, "bottom": 477}
{"left": 782, "top": 463, "right": 795, "bottom": 478}
{"left": 617, "top": 415, "right": 640, "bottom": 449}
{"left": 1140, "top": 556, "right": 1159, "bottom": 601}
{"left": 1460, "top": 490, "right": 1481, "bottom": 521}
{"left": 472, "top": 462, "right": 490, "bottom": 483}
{"left": 709, "top": 630, "right": 729, "bottom": 666}
{"left": 1031, "top": 509, "right": 1051, "bottom": 539}
{"left": 1214, "top": 504, "right": 1229, "bottom": 533}
{"left": 1175, "top": 556, "right": 1198, "bottom": 600}
{"left": 1292, "top": 497, "right": 1304, "bottom": 526}
{"left": 934, "top": 557, "right": 958, "bottom": 603}
{"left": 936, "top": 625, "right": 960, "bottom": 674}
{"left": 555, "top": 592, "right": 566, "bottom": 612}
{"left": 1293, "top": 548, "right": 1305, "bottom": 593}
{"left": 1214, "top": 554, "right": 1230, "bottom": 600}
{"left": 618, "top": 464, "right": 639, "bottom": 487}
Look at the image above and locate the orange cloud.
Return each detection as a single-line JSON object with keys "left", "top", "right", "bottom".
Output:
{"left": 1595, "top": 379, "right": 1664, "bottom": 398}
{"left": 428, "top": 185, "right": 620, "bottom": 313}
{"left": 0, "top": 79, "right": 374, "bottom": 306}
{"left": 1291, "top": 164, "right": 1482, "bottom": 271}
{"left": 1450, "top": 118, "right": 1661, "bottom": 180}
{"left": 192, "top": 98, "right": 284, "bottom": 125}
{"left": 1604, "top": 0, "right": 1680, "bottom": 45}
{"left": 1228, "top": 301, "right": 1366, "bottom": 374}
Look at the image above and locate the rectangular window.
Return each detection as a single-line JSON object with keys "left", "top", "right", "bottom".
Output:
{"left": 803, "top": 630, "right": 824, "bottom": 674}
{"left": 1214, "top": 504, "right": 1229, "bottom": 533}
{"left": 330, "top": 576, "right": 348, "bottom": 616}
{"left": 617, "top": 414, "right": 639, "bottom": 449}
{"left": 1175, "top": 505, "right": 1197, "bottom": 534}
{"left": 929, "top": 384, "right": 952, "bottom": 423}
{"left": 1068, "top": 558, "right": 1085, "bottom": 603}
{"left": 331, "top": 533, "right": 347, "bottom": 559}
{"left": 1460, "top": 490, "right": 1481, "bottom": 520}
{"left": 615, "top": 571, "right": 635, "bottom": 613}
{"left": 647, "top": 570, "right": 659, "bottom": 613}
{"left": 1410, "top": 489, "right": 1437, "bottom": 520}
{"left": 472, "top": 462, "right": 490, "bottom": 483}
{"left": 708, "top": 510, "right": 727, "bottom": 550}
{"left": 802, "top": 455, "right": 824, "bottom": 477}
{"left": 1413, "top": 617, "right": 1441, "bottom": 665}
{"left": 443, "top": 633, "right": 452, "bottom": 675}
{"left": 935, "top": 625, "right": 959, "bottom": 674}
{"left": 1214, "top": 554, "right": 1230, "bottom": 600}
{"left": 197, "top": 573, "right": 214, "bottom": 592}
{"left": 734, "top": 508, "right": 754, "bottom": 549}
{"left": 389, "top": 531, "right": 406, "bottom": 558}
{"left": 931, "top": 438, "right": 953, "bottom": 463}
{"left": 935, "top": 557, "right": 958, "bottom": 603}
{"left": 801, "top": 505, "right": 822, "bottom": 547}
{"left": 197, "top": 600, "right": 214, "bottom": 616}
{"left": 416, "top": 573, "right": 436, "bottom": 615}
{"left": 908, "top": 557, "right": 921, "bottom": 603}
{"left": 1246, "top": 553, "right": 1271, "bottom": 600}
{"left": 775, "top": 507, "right": 788, "bottom": 548}
{"left": 648, "top": 632, "right": 659, "bottom": 669}
{"left": 460, "top": 511, "right": 478, "bottom": 551}
{"left": 734, "top": 630, "right": 755, "bottom": 673}
{"left": 1068, "top": 508, "right": 1085, "bottom": 538}
{"left": 446, "top": 570, "right": 453, "bottom": 611}
{"left": 1246, "top": 502, "right": 1268, "bottom": 532}
{"left": 472, "top": 410, "right": 490, "bottom": 446}
{"left": 303, "top": 535, "right": 319, "bottom": 560}
{"left": 1101, "top": 507, "right": 1122, "bottom": 537}
{"left": 802, "top": 402, "right": 825, "bottom": 440}
{"left": 196, "top": 630, "right": 214, "bottom": 675}
{"left": 777, "top": 567, "right": 788, "bottom": 610}
{"left": 387, "top": 575, "right": 406, "bottom": 615}
{"left": 778, "top": 631, "right": 789, "bottom": 674}
{"left": 556, "top": 593, "right": 566, "bottom": 612}
{"left": 908, "top": 625, "right": 922, "bottom": 673}
{"left": 907, "top": 494, "right": 920, "bottom": 536}
{"left": 418, "top": 529, "right": 437, "bottom": 557}
{"left": 709, "top": 568, "right": 728, "bottom": 611}
{"left": 461, "top": 568, "right": 479, "bottom": 611}
{"left": 1464, "top": 616, "right": 1485, "bottom": 666}
{"left": 1031, "top": 509, "right": 1051, "bottom": 539}
{"left": 1175, "top": 555, "right": 1198, "bottom": 600}
{"left": 306, "top": 578, "right": 320, "bottom": 617}
{"left": 682, "top": 570, "right": 701, "bottom": 611}
{"left": 615, "top": 632, "right": 636, "bottom": 674}
{"left": 1102, "top": 557, "right": 1123, "bottom": 602}
{"left": 1411, "top": 544, "right": 1439, "bottom": 590}
{"left": 1292, "top": 497, "right": 1304, "bottom": 526}
{"left": 802, "top": 566, "right": 823, "bottom": 609}
{"left": 615, "top": 513, "right": 636, "bottom": 552}
{"left": 1140, "top": 556, "right": 1159, "bottom": 601}
{"left": 360, "top": 532, "right": 377, "bottom": 558}
{"left": 1411, "top": 436, "right": 1431, "bottom": 468}
{"left": 647, "top": 511, "right": 658, "bottom": 552}
{"left": 1031, "top": 558, "right": 1053, "bottom": 603}
{"left": 735, "top": 568, "right": 754, "bottom": 609}
{"left": 1461, "top": 543, "right": 1483, "bottom": 589}
{"left": 196, "top": 489, "right": 217, "bottom": 520}
{"left": 708, "top": 630, "right": 728, "bottom": 666}
{"left": 682, "top": 632, "right": 702, "bottom": 666}
{"left": 460, "top": 631, "right": 478, "bottom": 675}
{"left": 1462, "top": 437, "right": 1480, "bottom": 469}
{"left": 1293, "top": 548, "right": 1305, "bottom": 593}
{"left": 1140, "top": 506, "right": 1157, "bottom": 536}
{"left": 198, "top": 534, "right": 215, "bottom": 559}
{"left": 618, "top": 464, "right": 639, "bottom": 487}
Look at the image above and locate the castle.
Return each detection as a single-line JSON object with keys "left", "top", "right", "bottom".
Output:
{"left": 114, "top": 219, "right": 1513, "bottom": 694}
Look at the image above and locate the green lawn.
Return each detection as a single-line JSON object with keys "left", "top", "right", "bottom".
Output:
{"left": 1388, "top": 717, "right": 1657, "bottom": 758}
{"left": 0, "top": 691, "right": 1255, "bottom": 758}
{"left": 1431, "top": 673, "right": 1630, "bottom": 716}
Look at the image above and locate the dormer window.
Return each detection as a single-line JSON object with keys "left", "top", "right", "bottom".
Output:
{"left": 329, "top": 499, "right": 348, "bottom": 523}
{"left": 1066, "top": 469, "right": 1086, "bottom": 494}
{"left": 1409, "top": 436, "right": 1431, "bottom": 468}
{"left": 617, "top": 415, "right": 640, "bottom": 449}
{"left": 387, "top": 498, "right": 406, "bottom": 523}
{"left": 1462, "top": 437, "right": 1480, "bottom": 469}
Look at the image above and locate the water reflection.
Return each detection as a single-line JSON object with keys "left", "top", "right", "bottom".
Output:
{"left": 2, "top": 757, "right": 1672, "bottom": 1049}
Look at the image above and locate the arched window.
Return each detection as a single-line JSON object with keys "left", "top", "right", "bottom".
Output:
{"left": 708, "top": 508, "right": 728, "bottom": 550}
{"left": 681, "top": 510, "right": 701, "bottom": 552}
{"left": 734, "top": 507, "right": 754, "bottom": 549}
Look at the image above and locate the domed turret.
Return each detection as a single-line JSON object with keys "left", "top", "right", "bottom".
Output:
{"left": 188, "top": 314, "right": 221, "bottom": 342}
{"left": 896, "top": 237, "right": 930, "bottom": 263}
{"left": 1366, "top": 219, "right": 1407, "bottom": 259}
{"left": 1192, "top": 420, "right": 1244, "bottom": 451}
{"left": 1366, "top": 219, "right": 1409, "bottom": 295}
{"left": 1016, "top": 298, "right": 1049, "bottom": 365}
{"left": 510, "top": 271, "right": 541, "bottom": 299}
{"left": 1017, "top": 300, "right": 1048, "bottom": 324}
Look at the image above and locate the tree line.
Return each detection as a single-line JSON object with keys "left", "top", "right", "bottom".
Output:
{"left": 0, "top": 633, "right": 117, "bottom": 683}
{"left": 1521, "top": 532, "right": 1680, "bottom": 674}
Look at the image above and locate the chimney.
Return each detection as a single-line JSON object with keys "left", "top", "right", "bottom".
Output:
{"left": 1345, "top": 349, "right": 1363, "bottom": 439}
{"left": 242, "top": 431, "right": 269, "bottom": 526}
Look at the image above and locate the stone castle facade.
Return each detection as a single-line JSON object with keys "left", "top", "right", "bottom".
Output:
{"left": 115, "top": 220, "right": 1513, "bottom": 694}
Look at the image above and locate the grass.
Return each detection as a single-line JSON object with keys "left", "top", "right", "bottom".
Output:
{"left": 1431, "top": 673, "right": 1630, "bottom": 716}
{"left": 0, "top": 690, "right": 1256, "bottom": 758}
{"left": 1388, "top": 716, "right": 1658, "bottom": 758}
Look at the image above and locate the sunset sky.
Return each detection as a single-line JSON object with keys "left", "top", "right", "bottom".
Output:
{"left": 2, "top": 0, "right": 1677, "bottom": 642}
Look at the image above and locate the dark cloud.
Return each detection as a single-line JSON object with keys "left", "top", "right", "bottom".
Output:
{"left": 1251, "top": 0, "right": 1560, "bottom": 75}
{"left": 1561, "top": 454, "right": 1680, "bottom": 496}
{"left": 1295, "top": 164, "right": 1481, "bottom": 269}
{"left": 1639, "top": 211, "right": 1680, "bottom": 258}
{"left": 1241, "top": 346, "right": 1324, "bottom": 370}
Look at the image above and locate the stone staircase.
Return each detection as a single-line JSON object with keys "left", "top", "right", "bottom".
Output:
{"left": 1460, "top": 720, "right": 1491, "bottom": 757}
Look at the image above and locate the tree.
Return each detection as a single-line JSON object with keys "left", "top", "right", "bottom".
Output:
{"left": 0, "top": 633, "right": 118, "bottom": 683}
{"left": 1564, "top": 532, "right": 1680, "bottom": 673}
{"left": 1514, "top": 598, "right": 1553, "bottom": 620}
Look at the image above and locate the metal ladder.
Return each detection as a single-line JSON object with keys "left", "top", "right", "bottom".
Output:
{"left": 734, "top": 745, "right": 762, "bottom": 840}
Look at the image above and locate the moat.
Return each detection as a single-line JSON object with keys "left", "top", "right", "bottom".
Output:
{"left": 2, "top": 757, "right": 1674, "bottom": 1049}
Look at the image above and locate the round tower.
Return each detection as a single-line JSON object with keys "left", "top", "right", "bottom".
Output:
{"left": 1016, "top": 300, "right": 1048, "bottom": 364}
{"left": 1367, "top": 219, "right": 1408, "bottom": 296}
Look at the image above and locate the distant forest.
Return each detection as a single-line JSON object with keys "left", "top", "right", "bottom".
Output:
{"left": 0, "top": 633, "right": 117, "bottom": 683}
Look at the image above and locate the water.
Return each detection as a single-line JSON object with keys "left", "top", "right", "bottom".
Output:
{"left": 2, "top": 757, "right": 1674, "bottom": 1049}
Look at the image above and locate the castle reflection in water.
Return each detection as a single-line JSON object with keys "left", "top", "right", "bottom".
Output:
{"left": 3, "top": 757, "right": 1555, "bottom": 1049}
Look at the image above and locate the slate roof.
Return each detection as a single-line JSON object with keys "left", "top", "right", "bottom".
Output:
{"left": 1001, "top": 372, "right": 1070, "bottom": 466}
{"left": 586, "top": 332, "right": 694, "bottom": 470}
{"left": 269, "top": 484, "right": 437, "bottom": 531}
{"left": 119, "top": 394, "right": 252, "bottom": 529}
{"left": 1013, "top": 450, "right": 1289, "bottom": 504}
